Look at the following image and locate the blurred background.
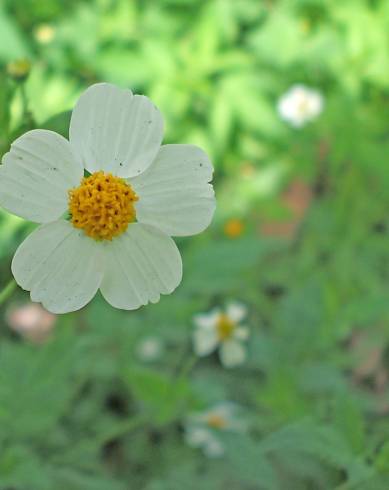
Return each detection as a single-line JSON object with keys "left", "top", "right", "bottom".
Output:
{"left": 1, "top": 0, "right": 389, "bottom": 488}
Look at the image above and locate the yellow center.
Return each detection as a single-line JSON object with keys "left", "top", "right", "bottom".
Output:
{"left": 224, "top": 218, "right": 244, "bottom": 239}
{"left": 68, "top": 171, "right": 138, "bottom": 240}
{"left": 297, "top": 98, "right": 309, "bottom": 116}
{"left": 216, "top": 314, "right": 235, "bottom": 341}
{"left": 207, "top": 414, "right": 227, "bottom": 429}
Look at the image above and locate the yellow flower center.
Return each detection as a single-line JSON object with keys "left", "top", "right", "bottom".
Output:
{"left": 207, "top": 414, "right": 227, "bottom": 429}
{"left": 216, "top": 314, "right": 235, "bottom": 341}
{"left": 224, "top": 218, "right": 244, "bottom": 239}
{"left": 297, "top": 98, "right": 310, "bottom": 116}
{"left": 68, "top": 171, "right": 138, "bottom": 241}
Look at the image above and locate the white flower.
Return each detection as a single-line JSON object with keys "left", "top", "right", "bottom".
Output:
{"left": 277, "top": 84, "right": 323, "bottom": 128}
{"left": 136, "top": 336, "right": 164, "bottom": 362}
{"left": 0, "top": 83, "right": 215, "bottom": 314}
{"left": 193, "top": 302, "right": 249, "bottom": 368}
{"left": 184, "top": 402, "right": 245, "bottom": 458}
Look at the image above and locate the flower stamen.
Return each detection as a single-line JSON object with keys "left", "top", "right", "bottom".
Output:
{"left": 207, "top": 414, "right": 227, "bottom": 429}
{"left": 68, "top": 171, "right": 138, "bottom": 240}
{"left": 216, "top": 314, "right": 235, "bottom": 341}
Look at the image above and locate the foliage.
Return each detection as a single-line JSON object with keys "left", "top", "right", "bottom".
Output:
{"left": 1, "top": 0, "right": 389, "bottom": 488}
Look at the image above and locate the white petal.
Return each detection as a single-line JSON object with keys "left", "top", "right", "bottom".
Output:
{"left": 204, "top": 402, "right": 235, "bottom": 422}
{"left": 131, "top": 144, "right": 215, "bottom": 236}
{"left": 185, "top": 427, "right": 212, "bottom": 448}
{"left": 136, "top": 337, "right": 163, "bottom": 362}
{"left": 100, "top": 223, "right": 182, "bottom": 310}
{"left": 204, "top": 402, "right": 246, "bottom": 431}
{"left": 69, "top": 83, "right": 163, "bottom": 178}
{"left": 219, "top": 340, "right": 246, "bottom": 368}
{"left": 12, "top": 220, "right": 104, "bottom": 314}
{"left": 234, "top": 326, "right": 250, "bottom": 341}
{"left": 203, "top": 436, "right": 225, "bottom": 458}
{"left": 193, "top": 327, "right": 219, "bottom": 356}
{"left": 193, "top": 309, "right": 220, "bottom": 329}
{"left": 0, "top": 130, "right": 83, "bottom": 223}
{"left": 226, "top": 302, "right": 247, "bottom": 323}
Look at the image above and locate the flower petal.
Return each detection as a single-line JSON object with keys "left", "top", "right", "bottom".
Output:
{"left": 0, "top": 130, "right": 83, "bottom": 223}
{"left": 69, "top": 83, "right": 163, "bottom": 178}
{"left": 226, "top": 302, "right": 247, "bottom": 323}
{"left": 193, "top": 309, "right": 220, "bottom": 330}
{"left": 12, "top": 220, "right": 104, "bottom": 314}
{"left": 219, "top": 339, "right": 246, "bottom": 368}
{"left": 234, "top": 326, "right": 250, "bottom": 341}
{"left": 185, "top": 427, "right": 213, "bottom": 448}
{"left": 203, "top": 436, "right": 225, "bottom": 458}
{"left": 131, "top": 144, "right": 215, "bottom": 236}
{"left": 100, "top": 223, "right": 182, "bottom": 310}
{"left": 193, "top": 327, "right": 219, "bottom": 356}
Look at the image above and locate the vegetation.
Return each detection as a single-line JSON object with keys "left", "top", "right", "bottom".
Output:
{"left": 1, "top": 0, "right": 389, "bottom": 488}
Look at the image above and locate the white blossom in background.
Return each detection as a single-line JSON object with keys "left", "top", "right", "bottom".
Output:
{"left": 184, "top": 402, "right": 245, "bottom": 458}
{"left": 193, "top": 302, "right": 249, "bottom": 368}
{"left": 277, "top": 84, "right": 323, "bottom": 128}
{"left": 0, "top": 83, "right": 215, "bottom": 314}
{"left": 136, "top": 336, "right": 164, "bottom": 362}
{"left": 6, "top": 302, "right": 56, "bottom": 343}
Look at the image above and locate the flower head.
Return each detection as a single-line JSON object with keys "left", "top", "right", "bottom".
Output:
{"left": 7, "top": 59, "right": 31, "bottom": 82}
{"left": 193, "top": 302, "right": 249, "bottom": 368}
{"left": 0, "top": 83, "right": 215, "bottom": 313}
{"left": 224, "top": 218, "right": 244, "bottom": 239}
{"left": 184, "top": 402, "right": 245, "bottom": 457}
{"left": 34, "top": 24, "right": 55, "bottom": 44}
{"left": 136, "top": 336, "right": 164, "bottom": 362}
{"left": 277, "top": 84, "right": 323, "bottom": 128}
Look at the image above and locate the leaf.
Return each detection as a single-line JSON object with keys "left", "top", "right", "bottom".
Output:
{"left": 222, "top": 433, "right": 279, "bottom": 489}
{"left": 0, "top": 445, "right": 52, "bottom": 490}
{"left": 123, "top": 366, "right": 193, "bottom": 425}
{"left": 183, "top": 237, "right": 269, "bottom": 294}
{"left": 334, "top": 396, "right": 365, "bottom": 455}
{"left": 0, "top": 6, "right": 29, "bottom": 61}
{"left": 41, "top": 111, "right": 71, "bottom": 138}
{"left": 259, "top": 419, "right": 354, "bottom": 469}
{"left": 0, "top": 332, "right": 85, "bottom": 440}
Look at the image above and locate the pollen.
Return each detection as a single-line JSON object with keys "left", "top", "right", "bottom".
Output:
{"left": 224, "top": 218, "right": 244, "bottom": 239}
{"left": 207, "top": 414, "right": 227, "bottom": 429}
{"left": 68, "top": 171, "right": 138, "bottom": 240}
{"left": 216, "top": 314, "right": 235, "bottom": 341}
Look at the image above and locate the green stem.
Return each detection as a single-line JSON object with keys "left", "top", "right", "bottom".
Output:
{"left": 95, "top": 413, "right": 148, "bottom": 445}
{"left": 20, "top": 83, "right": 29, "bottom": 120}
{"left": 0, "top": 278, "right": 17, "bottom": 307}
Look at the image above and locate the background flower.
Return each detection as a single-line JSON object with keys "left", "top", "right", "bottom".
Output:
{"left": 184, "top": 402, "right": 245, "bottom": 458}
{"left": 136, "top": 336, "right": 164, "bottom": 362}
{"left": 193, "top": 302, "right": 249, "bottom": 368}
{"left": 277, "top": 84, "right": 324, "bottom": 128}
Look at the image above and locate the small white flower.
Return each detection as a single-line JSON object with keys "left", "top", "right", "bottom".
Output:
{"left": 0, "top": 83, "right": 215, "bottom": 314}
{"left": 277, "top": 84, "right": 323, "bottom": 128}
{"left": 193, "top": 302, "right": 249, "bottom": 368}
{"left": 184, "top": 402, "right": 245, "bottom": 458}
{"left": 136, "top": 336, "right": 164, "bottom": 362}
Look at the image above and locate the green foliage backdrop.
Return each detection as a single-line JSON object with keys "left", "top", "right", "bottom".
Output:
{"left": 1, "top": 0, "right": 389, "bottom": 489}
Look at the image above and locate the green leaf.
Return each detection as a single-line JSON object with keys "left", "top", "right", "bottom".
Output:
{"left": 123, "top": 366, "right": 192, "bottom": 425}
{"left": 222, "top": 433, "right": 279, "bottom": 489}
{"left": 0, "top": 7, "right": 29, "bottom": 61}
{"left": 41, "top": 110, "right": 71, "bottom": 138}
{"left": 334, "top": 396, "right": 365, "bottom": 455}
